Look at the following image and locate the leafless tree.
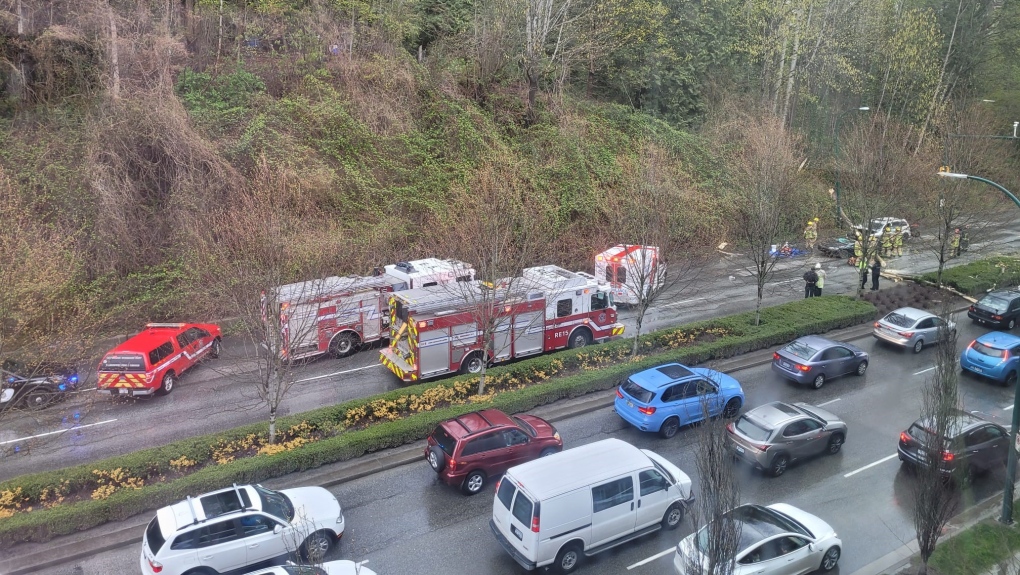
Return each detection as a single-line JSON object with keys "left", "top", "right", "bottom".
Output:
{"left": 909, "top": 311, "right": 961, "bottom": 575}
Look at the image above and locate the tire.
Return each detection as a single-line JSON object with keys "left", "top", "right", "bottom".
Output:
{"left": 462, "top": 470, "right": 487, "bottom": 495}
{"left": 427, "top": 445, "right": 446, "bottom": 472}
{"left": 820, "top": 546, "right": 841, "bottom": 571}
{"left": 1009, "top": 318, "right": 1017, "bottom": 330}
{"left": 827, "top": 433, "right": 845, "bottom": 455}
{"left": 811, "top": 373, "right": 825, "bottom": 390}
{"left": 659, "top": 417, "right": 680, "bottom": 439}
{"left": 184, "top": 569, "right": 216, "bottom": 575}
{"left": 23, "top": 389, "right": 55, "bottom": 411}
{"left": 460, "top": 353, "right": 485, "bottom": 375}
{"left": 301, "top": 530, "right": 334, "bottom": 562}
{"left": 555, "top": 543, "right": 583, "bottom": 574}
{"left": 770, "top": 453, "right": 789, "bottom": 477}
{"left": 722, "top": 398, "right": 741, "bottom": 418}
{"left": 330, "top": 332, "right": 360, "bottom": 359}
{"left": 856, "top": 360, "right": 869, "bottom": 376}
{"left": 568, "top": 329, "right": 592, "bottom": 350}
{"left": 156, "top": 372, "right": 175, "bottom": 396}
{"left": 912, "top": 339, "right": 924, "bottom": 354}
{"left": 210, "top": 338, "right": 221, "bottom": 359}
{"left": 1005, "top": 371, "right": 1018, "bottom": 387}
{"left": 661, "top": 503, "right": 684, "bottom": 530}
{"left": 540, "top": 448, "right": 558, "bottom": 457}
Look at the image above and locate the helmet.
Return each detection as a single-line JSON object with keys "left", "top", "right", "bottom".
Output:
{"left": 895, "top": 227, "right": 900, "bottom": 231}
{"left": 813, "top": 217, "right": 820, "bottom": 222}
{"left": 807, "top": 221, "right": 813, "bottom": 226}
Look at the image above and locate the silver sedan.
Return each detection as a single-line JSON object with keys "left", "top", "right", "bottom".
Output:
{"left": 873, "top": 307, "right": 956, "bottom": 354}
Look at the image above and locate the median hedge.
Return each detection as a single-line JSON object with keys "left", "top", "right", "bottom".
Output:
{"left": 0, "top": 295, "right": 876, "bottom": 547}
{"left": 920, "top": 256, "right": 1020, "bottom": 295}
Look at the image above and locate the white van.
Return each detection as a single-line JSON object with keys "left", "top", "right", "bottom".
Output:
{"left": 489, "top": 438, "right": 694, "bottom": 573}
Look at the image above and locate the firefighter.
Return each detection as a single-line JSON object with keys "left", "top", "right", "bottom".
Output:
{"left": 960, "top": 227, "right": 970, "bottom": 253}
{"left": 950, "top": 228, "right": 961, "bottom": 258}
{"left": 803, "top": 220, "right": 818, "bottom": 250}
{"left": 893, "top": 227, "right": 904, "bottom": 257}
{"left": 881, "top": 226, "right": 893, "bottom": 257}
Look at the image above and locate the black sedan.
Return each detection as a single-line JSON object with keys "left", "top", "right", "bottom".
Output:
{"left": 968, "top": 289, "right": 1020, "bottom": 330}
{"left": 0, "top": 360, "right": 80, "bottom": 411}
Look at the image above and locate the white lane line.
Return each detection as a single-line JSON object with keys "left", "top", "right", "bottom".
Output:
{"left": 659, "top": 298, "right": 706, "bottom": 309}
{"left": 913, "top": 367, "right": 935, "bottom": 375}
{"left": 817, "top": 398, "right": 842, "bottom": 407}
{"left": 0, "top": 419, "right": 118, "bottom": 446}
{"left": 628, "top": 547, "right": 675, "bottom": 569}
{"left": 844, "top": 454, "right": 898, "bottom": 478}
{"left": 773, "top": 279, "right": 799, "bottom": 285}
{"left": 1005, "top": 405, "right": 1015, "bottom": 411}
{"left": 295, "top": 364, "right": 382, "bottom": 383}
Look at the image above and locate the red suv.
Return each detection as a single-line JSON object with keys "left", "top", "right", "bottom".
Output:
{"left": 97, "top": 323, "right": 222, "bottom": 397}
{"left": 425, "top": 409, "right": 562, "bottom": 495}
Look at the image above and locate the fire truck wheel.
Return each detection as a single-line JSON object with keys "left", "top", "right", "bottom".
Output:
{"left": 568, "top": 328, "right": 592, "bottom": 349}
{"left": 460, "top": 353, "right": 485, "bottom": 375}
{"left": 156, "top": 372, "right": 175, "bottom": 396}
{"left": 330, "top": 332, "right": 361, "bottom": 358}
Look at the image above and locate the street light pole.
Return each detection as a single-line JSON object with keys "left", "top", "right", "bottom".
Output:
{"left": 938, "top": 170, "right": 1020, "bottom": 524}
{"left": 833, "top": 106, "right": 871, "bottom": 225}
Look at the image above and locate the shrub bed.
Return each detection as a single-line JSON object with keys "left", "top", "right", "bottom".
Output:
{"left": 920, "top": 256, "right": 1020, "bottom": 295}
{"left": 0, "top": 296, "right": 875, "bottom": 547}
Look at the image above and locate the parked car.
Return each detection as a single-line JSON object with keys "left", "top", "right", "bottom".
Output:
{"left": 243, "top": 561, "right": 377, "bottom": 575}
{"left": 672, "top": 503, "right": 842, "bottom": 575}
{"left": 141, "top": 483, "right": 345, "bottom": 575}
{"left": 818, "top": 236, "right": 855, "bottom": 260}
{"left": 968, "top": 290, "right": 1020, "bottom": 330}
{"left": 854, "top": 217, "right": 911, "bottom": 240}
{"left": 873, "top": 307, "right": 956, "bottom": 353}
{"left": 771, "top": 336, "right": 869, "bottom": 389}
{"left": 960, "top": 332, "right": 1020, "bottom": 386}
{"left": 615, "top": 363, "right": 744, "bottom": 439}
{"left": 425, "top": 409, "right": 562, "bottom": 495}
{"left": 490, "top": 438, "right": 693, "bottom": 574}
{"left": 98, "top": 322, "right": 221, "bottom": 397}
{"left": 897, "top": 410, "right": 1008, "bottom": 485}
{"left": 0, "top": 359, "right": 80, "bottom": 411}
{"left": 727, "top": 401, "right": 848, "bottom": 478}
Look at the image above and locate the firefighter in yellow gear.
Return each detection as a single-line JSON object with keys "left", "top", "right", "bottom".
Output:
{"left": 950, "top": 228, "right": 961, "bottom": 258}
{"left": 881, "top": 226, "right": 893, "bottom": 257}
{"left": 803, "top": 220, "right": 818, "bottom": 250}
{"left": 893, "top": 227, "right": 904, "bottom": 257}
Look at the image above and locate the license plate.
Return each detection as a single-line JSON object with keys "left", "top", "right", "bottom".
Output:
{"left": 781, "top": 361, "right": 791, "bottom": 368}
{"left": 734, "top": 446, "right": 745, "bottom": 454}
{"left": 627, "top": 401, "right": 634, "bottom": 408}
{"left": 972, "top": 366, "right": 983, "bottom": 373}
{"left": 117, "top": 389, "right": 128, "bottom": 395}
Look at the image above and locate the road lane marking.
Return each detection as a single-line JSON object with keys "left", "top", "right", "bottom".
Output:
{"left": 844, "top": 453, "right": 898, "bottom": 478}
{"left": 0, "top": 419, "right": 118, "bottom": 445}
{"left": 913, "top": 367, "right": 935, "bottom": 375}
{"left": 628, "top": 548, "right": 675, "bottom": 569}
{"left": 1005, "top": 405, "right": 1015, "bottom": 411}
{"left": 817, "top": 398, "right": 841, "bottom": 407}
{"left": 659, "top": 298, "right": 706, "bottom": 309}
{"left": 296, "top": 364, "right": 382, "bottom": 383}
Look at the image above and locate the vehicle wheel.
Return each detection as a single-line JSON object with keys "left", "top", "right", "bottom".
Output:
{"left": 23, "top": 390, "right": 55, "bottom": 411}
{"left": 184, "top": 569, "right": 216, "bottom": 575}
{"left": 722, "top": 398, "right": 741, "bottom": 418}
{"left": 912, "top": 339, "right": 924, "bottom": 354}
{"left": 1005, "top": 371, "right": 1018, "bottom": 387}
{"left": 555, "top": 543, "right": 583, "bottom": 574}
{"left": 1009, "top": 318, "right": 1017, "bottom": 330}
{"left": 658, "top": 417, "right": 680, "bottom": 439}
{"left": 156, "top": 372, "right": 175, "bottom": 396}
{"left": 540, "top": 448, "right": 558, "bottom": 457}
{"left": 462, "top": 470, "right": 487, "bottom": 495}
{"left": 856, "top": 360, "right": 869, "bottom": 376}
{"left": 300, "top": 530, "right": 334, "bottom": 562}
{"left": 210, "top": 338, "right": 221, "bottom": 359}
{"left": 770, "top": 454, "right": 789, "bottom": 478}
{"left": 459, "top": 353, "right": 485, "bottom": 375}
{"left": 330, "top": 332, "right": 360, "bottom": 358}
{"left": 820, "top": 546, "right": 841, "bottom": 571}
{"left": 568, "top": 329, "right": 592, "bottom": 350}
{"left": 811, "top": 373, "right": 825, "bottom": 390}
{"left": 427, "top": 445, "right": 446, "bottom": 472}
{"left": 827, "top": 433, "right": 845, "bottom": 455}
{"left": 661, "top": 503, "right": 684, "bottom": 530}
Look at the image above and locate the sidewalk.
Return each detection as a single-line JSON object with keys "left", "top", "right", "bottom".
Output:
{"left": 0, "top": 321, "right": 878, "bottom": 575}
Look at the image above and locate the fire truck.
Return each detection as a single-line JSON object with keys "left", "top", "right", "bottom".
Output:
{"left": 263, "top": 258, "right": 475, "bottom": 360}
{"left": 595, "top": 245, "right": 664, "bottom": 306}
{"left": 379, "top": 265, "right": 625, "bottom": 382}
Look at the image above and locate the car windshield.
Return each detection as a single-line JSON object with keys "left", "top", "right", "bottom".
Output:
{"left": 979, "top": 295, "right": 1011, "bottom": 313}
{"left": 512, "top": 416, "right": 538, "bottom": 437}
{"left": 735, "top": 415, "right": 772, "bottom": 441}
{"left": 972, "top": 342, "right": 1007, "bottom": 358}
{"left": 783, "top": 341, "right": 817, "bottom": 360}
{"left": 797, "top": 405, "right": 829, "bottom": 424}
{"left": 621, "top": 378, "right": 655, "bottom": 403}
{"left": 254, "top": 485, "right": 294, "bottom": 522}
{"left": 882, "top": 312, "right": 914, "bottom": 328}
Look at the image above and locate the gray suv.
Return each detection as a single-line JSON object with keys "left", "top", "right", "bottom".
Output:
{"left": 727, "top": 401, "right": 848, "bottom": 478}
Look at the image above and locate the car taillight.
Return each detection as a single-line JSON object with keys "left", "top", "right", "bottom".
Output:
{"left": 796, "top": 364, "right": 811, "bottom": 372}
{"left": 942, "top": 451, "right": 955, "bottom": 462}
{"left": 773, "top": 352, "right": 780, "bottom": 361}
{"left": 616, "top": 388, "right": 624, "bottom": 399}
{"left": 899, "top": 331, "right": 914, "bottom": 338}
{"left": 531, "top": 513, "right": 540, "bottom": 533}
{"left": 145, "top": 373, "right": 153, "bottom": 384}
{"left": 968, "top": 341, "right": 975, "bottom": 350}
{"left": 148, "top": 558, "right": 163, "bottom": 573}
{"left": 638, "top": 406, "right": 656, "bottom": 415}
{"left": 874, "top": 322, "right": 880, "bottom": 328}
{"left": 448, "top": 459, "right": 456, "bottom": 471}
{"left": 726, "top": 423, "right": 735, "bottom": 433}
{"left": 899, "top": 432, "right": 911, "bottom": 444}
{"left": 495, "top": 477, "right": 502, "bottom": 492}
{"left": 1005, "top": 351, "right": 1012, "bottom": 361}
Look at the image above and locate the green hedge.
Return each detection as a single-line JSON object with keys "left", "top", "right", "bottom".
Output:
{"left": 0, "top": 295, "right": 875, "bottom": 547}
{"left": 920, "top": 256, "right": 1020, "bottom": 295}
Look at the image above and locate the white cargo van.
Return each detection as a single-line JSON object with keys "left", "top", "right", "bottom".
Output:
{"left": 489, "top": 438, "right": 694, "bottom": 573}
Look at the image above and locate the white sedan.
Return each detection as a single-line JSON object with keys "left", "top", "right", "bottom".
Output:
{"left": 243, "top": 560, "right": 377, "bottom": 575}
{"left": 673, "top": 503, "right": 841, "bottom": 575}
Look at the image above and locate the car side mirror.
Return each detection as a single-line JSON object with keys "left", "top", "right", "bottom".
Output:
{"left": 273, "top": 524, "right": 283, "bottom": 535}
{"left": 808, "top": 543, "right": 815, "bottom": 553}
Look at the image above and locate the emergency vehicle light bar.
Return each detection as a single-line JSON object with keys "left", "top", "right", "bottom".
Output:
{"left": 146, "top": 323, "right": 186, "bottom": 329}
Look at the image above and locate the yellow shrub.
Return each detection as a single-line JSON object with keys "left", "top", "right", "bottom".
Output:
{"left": 170, "top": 455, "right": 197, "bottom": 472}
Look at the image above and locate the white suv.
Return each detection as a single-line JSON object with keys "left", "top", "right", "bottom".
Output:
{"left": 141, "top": 484, "right": 345, "bottom": 575}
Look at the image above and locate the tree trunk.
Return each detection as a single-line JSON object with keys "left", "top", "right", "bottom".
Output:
{"left": 217, "top": 0, "right": 224, "bottom": 63}
{"left": 526, "top": 68, "right": 539, "bottom": 125}
{"left": 631, "top": 311, "right": 645, "bottom": 356}
{"left": 268, "top": 410, "right": 277, "bottom": 444}
{"left": 109, "top": 3, "right": 120, "bottom": 100}
{"left": 916, "top": 0, "right": 963, "bottom": 153}
{"left": 781, "top": 5, "right": 809, "bottom": 127}
{"left": 16, "top": 0, "right": 24, "bottom": 35}
{"left": 477, "top": 365, "right": 487, "bottom": 395}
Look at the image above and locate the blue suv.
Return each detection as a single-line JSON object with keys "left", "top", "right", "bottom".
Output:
{"left": 614, "top": 363, "right": 744, "bottom": 439}
{"left": 960, "top": 332, "right": 1020, "bottom": 386}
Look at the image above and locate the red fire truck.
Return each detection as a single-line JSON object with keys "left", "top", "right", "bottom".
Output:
{"left": 263, "top": 258, "right": 474, "bottom": 360}
{"left": 379, "top": 265, "right": 625, "bottom": 382}
{"left": 595, "top": 244, "right": 664, "bottom": 306}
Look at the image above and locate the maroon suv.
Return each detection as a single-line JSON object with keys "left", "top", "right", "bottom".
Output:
{"left": 425, "top": 409, "right": 563, "bottom": 495}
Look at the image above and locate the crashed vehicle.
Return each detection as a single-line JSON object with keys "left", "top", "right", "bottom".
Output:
{"left": 818, "top": 236, "right": 856, "bottom": 260}
{"left": 0, "top": 359, "right": 81, "bottom": 411}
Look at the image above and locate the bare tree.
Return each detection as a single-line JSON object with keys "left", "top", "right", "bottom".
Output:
{"left": 522, "top": 0, "right": 578, "bottom": 122}
{"left": 909, "top": 311, "right": 961, "bottom": 575}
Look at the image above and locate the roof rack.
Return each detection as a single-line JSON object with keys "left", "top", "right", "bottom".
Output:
{"left": 232, "top": 483, "right": 249, "bottom": 512}
{"left": 185, "top": 495, "right": 200, "bottom": 527}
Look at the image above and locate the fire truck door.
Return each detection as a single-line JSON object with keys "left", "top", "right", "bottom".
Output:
{"left": 493, "top": 317, "right": 513, "bottom": 361}
{"left": 513, "top": 311, "right": 544, "bottom": 356}
{"left": 361, "top": 301, "right": 381, "bottom": 340}
{"left": 288, "top": 303, "right": 321, "bottom": 351}
{"left": 418, "top": 328, "right": 451, "bottom": 377}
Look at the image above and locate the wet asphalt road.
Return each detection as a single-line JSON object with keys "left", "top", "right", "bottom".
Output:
{"left": 31, "top": 316, "right": 1020, "bottom": 575}
{"left": 2, "top": 221, "right": 1019, "bottom": 481}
